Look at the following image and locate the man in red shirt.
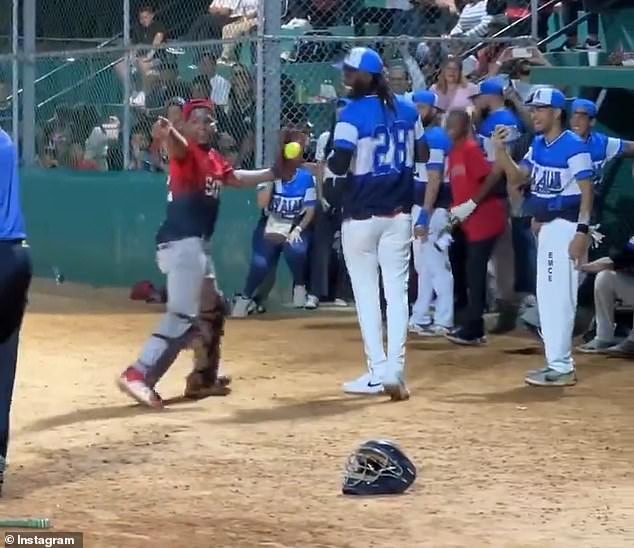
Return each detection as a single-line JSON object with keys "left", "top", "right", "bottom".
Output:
{"left": 118, "top": 99, "right": 284, "bottom": 408}
{"left": 445, "top": 110, "right": 506, "bottom": 345}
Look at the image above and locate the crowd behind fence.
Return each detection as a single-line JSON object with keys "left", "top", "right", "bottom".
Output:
{"left": 0, "top": 0, "right": 549, "bottom": 171}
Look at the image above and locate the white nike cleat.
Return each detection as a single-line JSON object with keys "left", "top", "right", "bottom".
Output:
{"left": 381, "top": 370, "right": 410, "bottom": 402}
{"left": 342, "top": 372, "right": 384, "bottom": 395}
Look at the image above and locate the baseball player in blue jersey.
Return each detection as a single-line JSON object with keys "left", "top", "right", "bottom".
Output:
{"left": 410, "top": 90, "right": 454, "bottom": 336}
{"left": 493, "top": 88, "right": 594, "bottom": 387}
{"left": 568, "top": 98, "right": 634, "bottom": 186}
{"left": 328, "top": 47, "right": 421, "bottom": 401}
{"left": 232, "top": 166, "right": 317, "bottom": 316}
{"left": 0, "top": 129, "right": 32, "bottom": 496}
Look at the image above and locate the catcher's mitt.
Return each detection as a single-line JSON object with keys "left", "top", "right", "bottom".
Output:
{"left": 272, "top": 127, "right": 306, "bottom": 181}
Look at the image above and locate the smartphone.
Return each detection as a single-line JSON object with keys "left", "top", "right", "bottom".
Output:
{"left": 512, "top": 47, "right": 532, "bottom": 59}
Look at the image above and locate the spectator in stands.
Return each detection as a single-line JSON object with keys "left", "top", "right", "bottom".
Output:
{"left": 82, "top": 108, "right": 113, "bottom": 172}
{"left": 130, "top": 124, "right": 154, "bottom": 171}
{"left": 219, "top": 0, "right": 261, "bottom": 64}
{"left": 197, "top": 52, "right": 231, "bottom": 108}
{"left": 448, "top": 0, "right": 496, "bottom": 39}
{"left": 430, "top": 56, "right": 478, "bottom": 112}
{"left": 184, "top": 0, "right": 245, "bottom": 46}
{"left": 287, "top": 0, "right": 351, "bottom": 28}
{"left": 554, "top": 0, "right": 600, "bottom": 51}
{"left": 43, "top": 105, "right": 74, "bottom": 168}
{"left": 216, "top": 132, "right": 240, "bottom": 167}
{"left": 68, "top": 141, "right": 98, "bottom": 170}
{"left": 144, "top": 62, "right": 191, "bottom": 110}
{"left": 191, "top": 75, "right": 213, "bottom": 100}
{"left": 115, "top": 4, "right": 167, "bottom": 107}
{"left": 221, "top": 63, "right": 256, "bottom": 168}
{"left": 487, "top": 46, "right": 551, "bottom": 101}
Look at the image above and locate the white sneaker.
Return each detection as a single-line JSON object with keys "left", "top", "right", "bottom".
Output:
{"left": 419, "top": 324, "right": 451, "bottom": 337}
{"left": 333, "top": 298, "right": 349, "bottom": 307}
{"left": 342, "top": 372, "right": 384, "bottom": 395}
{"left": 231, "top": 295, "right": 254, "bottom": 318}
{"left": 408, "top": 320, "right": 430, "bottom": 335}
{"left": 381, "top": 370, "right": 410, "bottom": 402}
{"left": 293, "top": 285, "right": 307, "bottom": 308}
{"left": 305, "top": 294, "right": 319, "bottom": 310}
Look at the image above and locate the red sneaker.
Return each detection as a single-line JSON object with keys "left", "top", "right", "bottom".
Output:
{"left": 117, "top": 366, "right": 164, "bottom": 409}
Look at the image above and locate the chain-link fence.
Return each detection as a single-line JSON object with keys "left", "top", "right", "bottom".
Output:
{"left": 4, "top": 0, "right": 545, "bottom": 171}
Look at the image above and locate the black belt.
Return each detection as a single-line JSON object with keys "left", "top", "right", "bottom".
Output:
{"left": 350, "top": 207, "right": 405, "bottom": 221}
{"left": 0, "top": 239, "right": 25, "bottom": 246}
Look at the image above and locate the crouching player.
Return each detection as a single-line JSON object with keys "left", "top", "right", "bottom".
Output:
{"left": 232, "top": 163, "right": 317, "bottom": 315}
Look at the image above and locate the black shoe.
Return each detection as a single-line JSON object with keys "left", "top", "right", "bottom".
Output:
{"left": 445, "top": 326, "right": 486, "bottom": 346}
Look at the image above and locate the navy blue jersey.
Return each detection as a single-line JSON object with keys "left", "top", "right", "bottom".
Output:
{"left": 521, "top": 130, "right": 594, "bottom": 222}
{"left": 333, "top": 95, "right": 418, "bottom": 219}
{"left": 156, "top": 145, "right": 233, "bottom": 244}
{"left": 414, "top": 125, "right": 452, "bottom": 209}
{"left": 0, "top": 130, "right": 26, "bottom": 241}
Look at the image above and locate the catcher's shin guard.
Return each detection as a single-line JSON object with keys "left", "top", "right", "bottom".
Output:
{"left": 185, "top": 281, "right": 231, "bottom": 398}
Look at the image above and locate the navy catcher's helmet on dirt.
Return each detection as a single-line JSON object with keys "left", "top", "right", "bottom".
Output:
{"left": 342, "top": 440, "right": 416, "bottom": 496}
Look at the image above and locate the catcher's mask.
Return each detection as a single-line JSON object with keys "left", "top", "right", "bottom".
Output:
{"left": 342, "top": 440, "right": 416, "bottom": 496}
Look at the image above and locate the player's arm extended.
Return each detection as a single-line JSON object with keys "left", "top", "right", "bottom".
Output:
{"left": 422, "top": 168, "right": 442, "bottom": 213}
{"left": 226, "top": 168, "right": 277, "bottom": 188}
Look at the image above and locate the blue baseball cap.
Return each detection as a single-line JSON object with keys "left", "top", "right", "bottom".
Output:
{"left": 474, "top": 78, "right": 505, "bottom": 97}
{"left": 570, "top": 98, "right": 597, "bottom": 118}
{"left": 334, "top": 47, "right": 384, "bottom": 75}
{"left": 526, "top": 87, "right": 566, "bottom": 109}
{"left": 412, "top": 90, "right": 443, "bottom": 111}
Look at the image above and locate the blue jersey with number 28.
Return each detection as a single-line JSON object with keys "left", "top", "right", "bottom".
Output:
{"left": 333, "top": 95, "right": 419, "bottom": 219}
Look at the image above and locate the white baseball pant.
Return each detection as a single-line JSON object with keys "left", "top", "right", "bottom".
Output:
{"left": 410, "top": 205, "right": 454, "bottom": 328}
{"left": 342, "top": 213, "right": 411, "bottom": 379}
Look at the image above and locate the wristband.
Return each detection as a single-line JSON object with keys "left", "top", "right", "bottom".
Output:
{"left": 576, "top": 223, "right": 589, "bottom": 234}
{"left": 415, "top": 208, "right": 429, "bottom": 228}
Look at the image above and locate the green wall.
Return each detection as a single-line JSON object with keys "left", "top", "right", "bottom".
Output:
{"left": 20, "top": 168, "right": 291, "bottom": 303}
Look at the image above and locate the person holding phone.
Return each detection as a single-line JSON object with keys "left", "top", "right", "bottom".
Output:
{"left": 492, "top": 88, "right": 594, "bottom": 387}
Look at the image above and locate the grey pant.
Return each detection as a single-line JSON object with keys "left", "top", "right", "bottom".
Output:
{"left": 595, "top": 270, "right": 634, "bottom": 342}
{"left": 136, "top": 237, "right": 216, "bottom": 386}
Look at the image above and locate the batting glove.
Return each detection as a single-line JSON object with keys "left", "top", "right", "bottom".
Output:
{"left": 287, "top": 226, "right": 303, "bottom": 245}
{"left": 589, "top": 224, "right": 605, "bottom": 248}
{"left": 450, "top": 199, "right": 477, "bottom": 222}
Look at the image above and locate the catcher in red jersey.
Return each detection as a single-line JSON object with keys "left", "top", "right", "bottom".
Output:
{"left": 118, "top": 98, "right": 295, "bottom": 408}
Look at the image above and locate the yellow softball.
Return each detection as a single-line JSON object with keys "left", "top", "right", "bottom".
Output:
{"left": 283, "top": 141, "right": 302, "bottom": 160}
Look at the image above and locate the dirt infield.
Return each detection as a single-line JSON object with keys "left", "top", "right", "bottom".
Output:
{"left": 2, "top": 281, "right": 634, "bottom": 548}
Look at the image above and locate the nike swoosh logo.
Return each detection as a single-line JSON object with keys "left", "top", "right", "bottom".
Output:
{"left": 367, "top": 382, "right": 383, "bottom": 388}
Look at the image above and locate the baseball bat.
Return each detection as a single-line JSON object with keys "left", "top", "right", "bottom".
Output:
{"left": 0, "top": 518, "right": 50, "bottom": 529}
